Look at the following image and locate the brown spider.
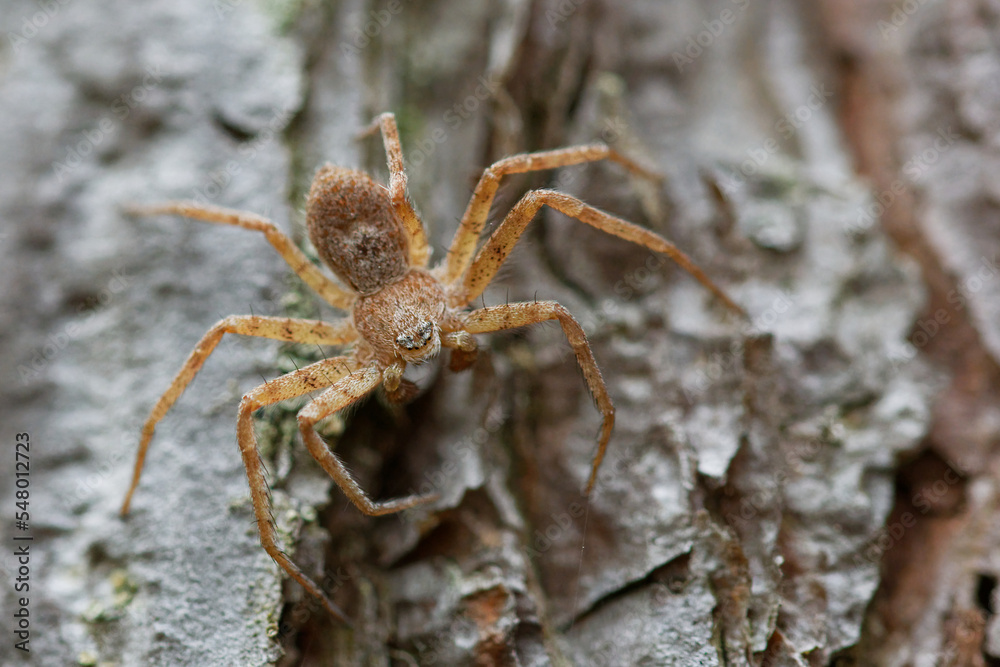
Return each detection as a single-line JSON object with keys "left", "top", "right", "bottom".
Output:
{"left": 119, "top": 112, "right": 744, "bottom": 622}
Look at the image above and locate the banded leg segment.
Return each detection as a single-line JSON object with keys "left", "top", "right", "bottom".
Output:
{"left": 359, "top": 112, "right": 430, "bottom": 267}
{"left": 297, "top": 363, "right": 440, "bottom": 515}
{"left": 441, "top": 330, "right": 478, "bottom": 372}
{"left": 237, "top": 356, "right": 359, "bottom": 623}
{"left": 444, "top": 144, "right": 660, "bottom": 284}
{"left": 458, "top": 189, "right": 746, "bottom": 316}
{"left": 120, "top": 315, "right": 357, "bottom": 515}
{"left": 462, "top": 301, "right": 614, "bottom": 494}
{"left": 125, "top": 202, "right": 356, "bottom": 309}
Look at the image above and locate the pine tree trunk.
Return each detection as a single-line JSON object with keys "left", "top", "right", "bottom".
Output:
{"left": 4, "top": 1, "right": 995, "bottom": 665}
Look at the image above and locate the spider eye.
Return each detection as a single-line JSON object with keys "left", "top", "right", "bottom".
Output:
{"left": 396, "top": 320, "right": 435, "bottom": 350}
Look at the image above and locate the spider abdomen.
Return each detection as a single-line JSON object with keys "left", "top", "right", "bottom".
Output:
{"left": 307, "top": 165, "right": 409, "bottom": 295}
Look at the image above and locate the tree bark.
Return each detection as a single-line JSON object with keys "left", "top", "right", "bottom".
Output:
{"left": 4, "top": 0, "right": 990, "bottom": 665}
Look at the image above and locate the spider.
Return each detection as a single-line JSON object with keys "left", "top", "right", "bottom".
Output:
{"left": 119, "top": 112, "right": 744, "bottom": 623}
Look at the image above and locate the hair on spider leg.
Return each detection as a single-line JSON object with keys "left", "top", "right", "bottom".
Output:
{"left": 306, "top": 345, "right": 345, "bottom": 384}
{"left": 254, "top": 448, "right": 275, "bottom": 492}
{"left": 250, "top": 374, "right": 272, "bottom": 421}
{"left": 319, "top": 365, "right": 349, "bottom": 389}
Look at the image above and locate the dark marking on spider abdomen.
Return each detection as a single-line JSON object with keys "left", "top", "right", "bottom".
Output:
{"left": 307, "top": 165, "right": 409, "bottom": 295}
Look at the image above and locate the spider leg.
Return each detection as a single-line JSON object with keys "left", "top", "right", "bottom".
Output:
{"left": 461, "top": 302, "right": 612, "bottom": 494}
{"left": 443, "top": 144, "right": 660, "bottom": 284}
{"left": 123, "top": 202, "right": 356, "bottom": 309}
{"left": 359, "top": 112, "right": 430, "bottom": 267}
{"left": 120, "top": 315, "right": 356, "bottom": 515}
{"left": 441, "top": 330, "right": 478, "bottom": 372}
{"left": 236, "top": 355, "right": 360, "bottom": 623}
{"left": 457, "top": 189, "right": 746, "bottom": 316}
{"left": 297, "top": 363, "right": 440, "bottom": 516}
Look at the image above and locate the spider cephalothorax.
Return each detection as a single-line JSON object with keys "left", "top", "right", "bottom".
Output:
{"left": 352, "top": 267, "right": 451, "bottom": 365}
{"left": 120, "top": 112, "right": 744, "bottom": 622}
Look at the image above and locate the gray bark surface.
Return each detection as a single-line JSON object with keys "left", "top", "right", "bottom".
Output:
{"left": 2, "top": 0, "right": 985, "bottom": 665}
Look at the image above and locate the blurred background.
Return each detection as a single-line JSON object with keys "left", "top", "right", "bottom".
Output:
{"left": 1, "top": 0, "right": 999, "bottom": 665}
